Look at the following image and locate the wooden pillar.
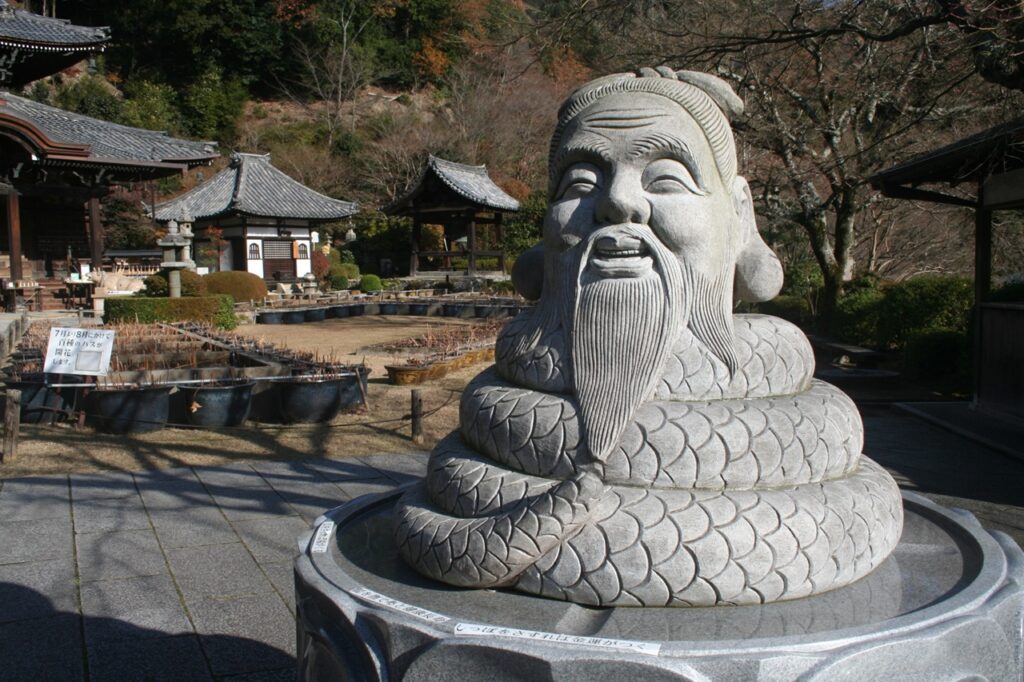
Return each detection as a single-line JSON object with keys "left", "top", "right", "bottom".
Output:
{"left": 88, "top": 196, "right": 104, "bottom": 271}
{"left": 495, "top": 212, "right": 505, "bottom": 273}
{"left": 973, "top": 186, "right": 993, "bottom": 407}
{"left": 467, "top": 211, "right": 477, "bottom": 275}
{"left": 975, "top": 201, "right": 992, "bottom": 305}
{"left": 6, "top": 191, "right": 22, "bottom": 282}
{"left": 410, "top": 214, "right": 421, "bottom": 276}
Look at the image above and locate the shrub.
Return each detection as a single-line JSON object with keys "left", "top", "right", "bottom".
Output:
{"left": 990, "top": 281, "right": 1024, "bottom": 302}
{"left": 756, "top": 295, "right": 814, "bottom": 326}
{"left": 359, "top": 274, "right": 383, "bottom": 292}
{"left": 901, "top": 328, "right": 969, "bottom": 380}
{"left": 877, "top": 276, "right": 973, "bottom": 349}
{"left": 105, "top": 295, "right": 237, "bottom": 329}
{"left": 142, "top": 269, "right": 207, "bottom": 297}
{"left": 327, "top": 262, "right": 360, "bottom": 283}
{"left": 202, "top": 271, "right": 267, "bottom": 302}
{"left": 834, "top": 286, "right": 886, "bottom": 348}
{"left": 330, "top": 274, "right": 348, "bottom": 290}
{"left": 311, "top": 250, "right": 331, "bottom": 281}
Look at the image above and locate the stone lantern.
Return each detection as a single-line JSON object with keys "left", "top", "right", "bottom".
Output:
{"left": 301, "top": 271, "right": 319, "bottom": 296}
{"left": 158, "top": 213, "right": 194, "bottom": 298}
{"left": 178, "top": 209, "right": 196, "bottom": 271}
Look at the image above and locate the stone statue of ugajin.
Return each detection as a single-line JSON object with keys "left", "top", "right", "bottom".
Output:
{"left": 396, "top": 68, "right": 903, "bottom": 607}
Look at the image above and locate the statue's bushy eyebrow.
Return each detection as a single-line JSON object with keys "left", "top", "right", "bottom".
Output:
{"left": 551, "top": 135, "right": 613, "bottom": 184}
{"left": 628, "top": 132, "right": 708, "bottom": 190}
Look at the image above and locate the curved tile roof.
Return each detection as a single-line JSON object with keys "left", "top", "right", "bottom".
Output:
{"left": 0, "top": 1, "right": 109, "bottom": 49}
{"left": 384, "top": 155, "right": 520, "bottom": 214}
{"left": 0, "top": 91, "right": 217, "bottom": 165}
{"left": 153, "top": 153, "right": 358, "bottom": 221}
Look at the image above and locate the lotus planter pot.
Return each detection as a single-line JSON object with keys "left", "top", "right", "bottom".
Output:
{"left": 183, "top": 380, "right": 255, "bottom": 427}
{"left": 88, "top": 385, "right": 172, "bottom": 434}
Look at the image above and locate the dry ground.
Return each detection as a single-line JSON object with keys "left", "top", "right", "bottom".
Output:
{"left": 0, "top": 316, "right": 492, "bottom": 478}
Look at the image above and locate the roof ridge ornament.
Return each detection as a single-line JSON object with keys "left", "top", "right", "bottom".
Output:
{"left": 0, "top": 1, "right": 13, "bottom": 19}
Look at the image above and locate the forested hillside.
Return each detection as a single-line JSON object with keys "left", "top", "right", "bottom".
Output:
{"left": 14, "top": 0, "right": 1024, "bottom": 321}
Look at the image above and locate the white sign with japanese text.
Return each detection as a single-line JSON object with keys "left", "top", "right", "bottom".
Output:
{"left": 43, "top": 327, "right": 115, "bottom": 376}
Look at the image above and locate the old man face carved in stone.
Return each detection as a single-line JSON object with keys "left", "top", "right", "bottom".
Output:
{"left": 527, "top": 76, "right": 782, "bottom": 462}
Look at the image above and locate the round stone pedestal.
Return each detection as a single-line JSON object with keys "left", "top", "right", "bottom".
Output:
{"left": 294, "top": 490, "right": 1024, "bottom": 681}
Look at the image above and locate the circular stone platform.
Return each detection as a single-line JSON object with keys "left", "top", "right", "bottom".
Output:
{"left": 294, "top": 490, "right": 1024, "bottom": 681}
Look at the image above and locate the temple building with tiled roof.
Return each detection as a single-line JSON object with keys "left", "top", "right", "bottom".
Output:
{"left": 152, "top": 153, "right": 358, "bottom": 281}
{"left": 0, "top": 89, "right": 217, "bottom": 293}
{"left": 0, "top": 2, "right": 220, "bottom": 308}
{"left": 383, "top": 155, "right": 519, "bottom": 276}
{"left": 0, "top": 0, "right": 109, "bottom": 88}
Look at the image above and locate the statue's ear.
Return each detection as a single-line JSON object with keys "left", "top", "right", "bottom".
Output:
{"left": 511, "top": 242, "right": 545, "bottom": 301}
{"left": 732, "top": 177, "right": 783, "bottom": 303}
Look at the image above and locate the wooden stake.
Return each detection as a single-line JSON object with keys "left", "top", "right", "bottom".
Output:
{"left": 411, "top": 389, "right": 423, "bottom": 445}
{"left": 3, "top": 388, "right": 20, "bottom": 463}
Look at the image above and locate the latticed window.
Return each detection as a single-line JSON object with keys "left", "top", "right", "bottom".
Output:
{"left": 298, "top": 243, "right": 309, "bottom": 259}
{"left": 248, "top": 242, "right": 260, "bottom": 260}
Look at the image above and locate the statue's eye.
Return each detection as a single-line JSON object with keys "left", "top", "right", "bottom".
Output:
{"left": 555, "top": 163, "right": 601, "bottom": 200}
{"left": 642, "top": 159, "right": 701, "bottom": 195}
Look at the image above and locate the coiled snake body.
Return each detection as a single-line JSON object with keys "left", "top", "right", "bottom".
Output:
{"left": 395, "top": 314, "right": 903, "bottom": 607}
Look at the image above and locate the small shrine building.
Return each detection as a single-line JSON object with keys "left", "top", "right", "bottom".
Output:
{"left": 151, "top": 153, "right": 358, "bottom": 282}
{"left": 382, "top": 155, "right": 519, "bottom": 277}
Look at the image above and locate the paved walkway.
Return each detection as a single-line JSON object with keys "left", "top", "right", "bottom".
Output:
{"left": 1, "top": 408, "right": 1022, "bottom": 681}
{"left": 0, "top": 452, "right": 424, "bottom": 681}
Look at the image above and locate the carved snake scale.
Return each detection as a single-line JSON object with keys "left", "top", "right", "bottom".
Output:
{"left": 395, "top": 314, "right": 903, "bottom": 607}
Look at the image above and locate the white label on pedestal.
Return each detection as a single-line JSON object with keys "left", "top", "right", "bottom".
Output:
{"left": 353, "top": 588, "right": 450, "bottom": 623}
{"left": 311, "top": 521, "right": 334, "bottom": 553}
{"left": 454, "top": 623, "right": 661, "bottom": 656}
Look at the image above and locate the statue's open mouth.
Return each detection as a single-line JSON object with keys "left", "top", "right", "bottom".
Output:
{"left": 587, "top": 234, "right": 654, "bottom": 278}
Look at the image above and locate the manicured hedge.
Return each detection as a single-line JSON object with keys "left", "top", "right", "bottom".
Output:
{"left": 359, "top": 274, "right": 382, "bottom": 292}
{"left": 832, "top": 275, "right": 973, "bottom": 350}
{"left": 105, "top": 295, "right": 237, "bottom": 329}
{"left": 203, "top": 271, "right": 268, "bottom": 301}
{"left": 756, "top": 294, "right": 814, "bottom": 326}
{"left": 901, "top": 327, "right": 969, "bottom": 380}
{"left": 877, "top": 276, "right": 972, "bottom": 349}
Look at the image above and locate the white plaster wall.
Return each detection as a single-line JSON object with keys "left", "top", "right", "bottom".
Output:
{"left": 246, "top": 238, "right": 263, "bottom": 277}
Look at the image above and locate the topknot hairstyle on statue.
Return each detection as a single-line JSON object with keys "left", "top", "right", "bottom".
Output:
{"left": 548, "top": 67, "right": 745, "bottom": 199}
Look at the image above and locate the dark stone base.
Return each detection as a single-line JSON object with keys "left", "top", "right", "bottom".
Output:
{"left": 294, "top": 490, "right": 1024, "bottom": 681}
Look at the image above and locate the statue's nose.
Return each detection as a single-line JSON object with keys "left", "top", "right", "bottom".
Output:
{"left": 595, "top": 175, "right": 649, "bottom": 225}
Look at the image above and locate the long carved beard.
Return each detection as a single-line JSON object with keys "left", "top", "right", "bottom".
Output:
{"left": 569, "top": 227, "right": 685, "bottom": 463}
{"left": 686, "top": 266, "right": 739, "bottom": 374}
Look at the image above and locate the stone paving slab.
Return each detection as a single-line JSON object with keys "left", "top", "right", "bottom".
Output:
{"left": 87, "top": 634, "right": 211, "bottom": 682}
{"left": 75, "top": 529, "right": 166, "bottom": 583}
{"left": 204, "top": 485, "right": 295, "bottom": 522}
{"left": 149, "top": 507, "right": 239, "bottom": 549}
{"left": 70, "top": 472, "right": 139, "bottom": 502}
{"left": 166, "top": 542, "right": 275, "bottom": 606}
{"left": 0, "top": 475, "right": 70, "bottom": 521}
{"left": 189, "top": 593, "right": 296, "bottom": 677}
{"left": 0, "top": 557, "right": 76, "bottom": 623}
{"left": 232, "top": 516, "right": 310, "bottom": 564}
{"left": 0, "top": 517, "right": 72, "bottom": 564}
{"left": 80, "top": 574, "right": 191, "bottom": 645}
{"left": 72, "top": 495, "right": 150, "bottom": 534}
{"left": 0, "top": 613, "right": 83, "bottom": 681}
